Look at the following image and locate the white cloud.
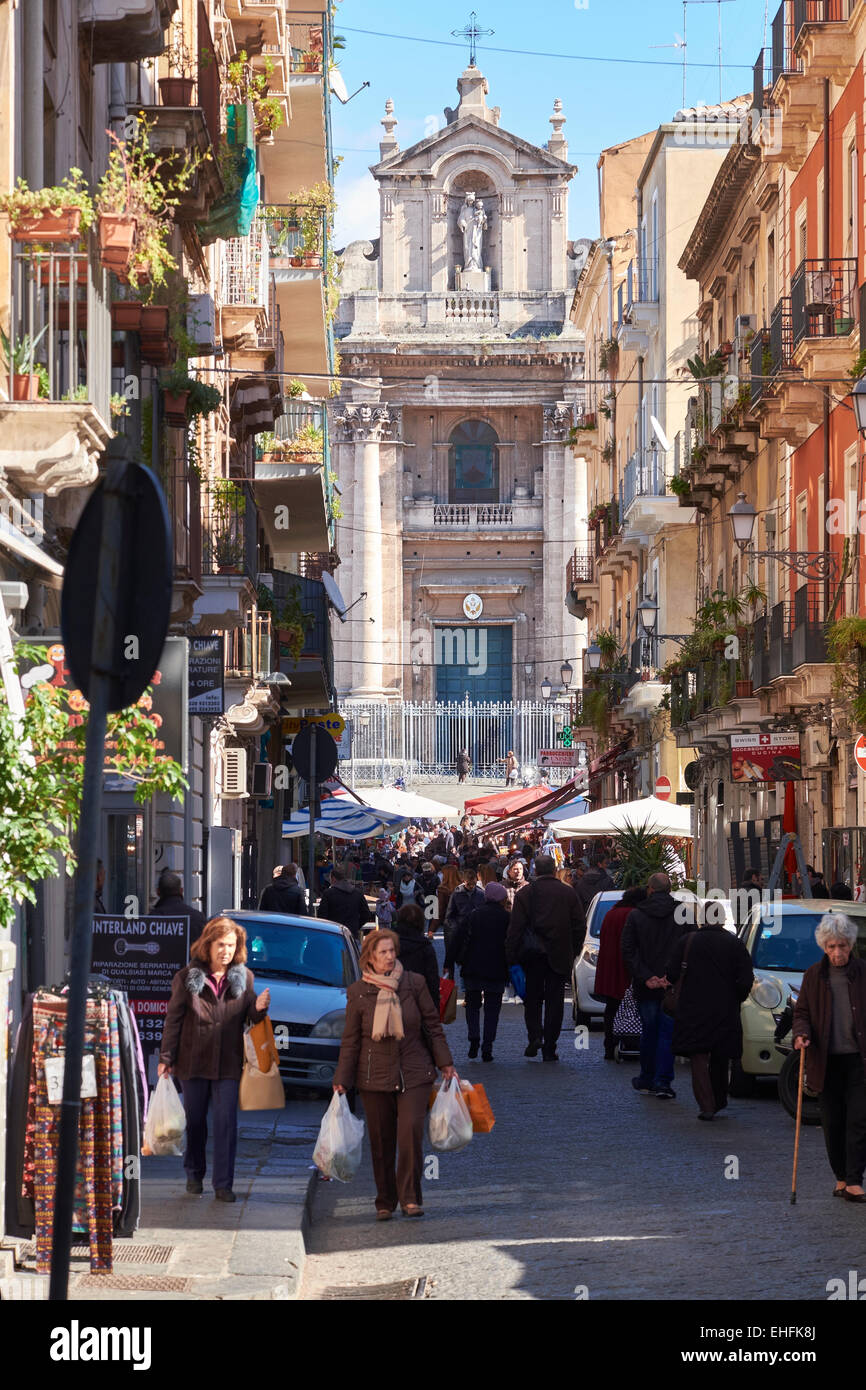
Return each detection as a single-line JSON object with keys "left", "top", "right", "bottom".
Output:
{"left": 334, "top": 173, "right": 380, "bottom": 249}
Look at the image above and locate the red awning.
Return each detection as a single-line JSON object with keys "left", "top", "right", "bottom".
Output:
{"left": 475, "top": 779, "right": 584, "bottom": 839}
{"left": 463, "top": 784, "right": 553, "bottom": 818}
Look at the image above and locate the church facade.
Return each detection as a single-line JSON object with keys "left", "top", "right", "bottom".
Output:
{"left": 332, "top": 65, "right": 589, "bottom": 772}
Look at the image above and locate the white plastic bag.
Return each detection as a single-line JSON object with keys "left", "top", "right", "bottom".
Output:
{"left": 428, "top": 1075, "right": 474, "bottom": 1153}
{"left": 313, "top": 1092, "right": 365, "bottom": 1182}
{"left": 142, "top": 1074, "right": 186, "bottom": 1157}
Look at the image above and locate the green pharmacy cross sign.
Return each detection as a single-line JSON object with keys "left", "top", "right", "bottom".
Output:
{"left": 557, "top": 726, "right": 574, "bottom": 749}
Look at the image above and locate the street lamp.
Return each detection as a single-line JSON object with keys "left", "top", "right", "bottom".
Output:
{"left": 637, "top": 598, "right": 658, "bottom": 637}
{"left": 728, "top": 491, "right": 837, "bottom": 581}
{"left": 540, "top": 677, "right": 553, "bottom": 701}
{"left": 560, "top": 659, "right": 573, "bottom": 688}
{"left": 523, "top": 662, "right": 533, "bottom": 677}
{"left": 584, "top": 644, "right": 602, "bottom": 673}
{"left": 851, "top": 375, "right": 866, "bottom": 435}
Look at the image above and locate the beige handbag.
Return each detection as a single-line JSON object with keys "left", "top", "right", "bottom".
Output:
{"left": 239, "top": 1058, "right": 285, "bottom": 1111}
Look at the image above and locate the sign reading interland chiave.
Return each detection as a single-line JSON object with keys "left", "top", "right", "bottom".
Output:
{"left": 188, "top": 636, "right": 224, "bottom": 715}
{"left": 91, "top": 915, "right": 190, "bottom": 1080}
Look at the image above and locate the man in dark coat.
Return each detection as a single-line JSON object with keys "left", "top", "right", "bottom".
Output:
{"left": 621, "top": 873, "right": 687, "bottom": 1099}
{"left": 505, "top": 856, "right": 585, "bottom": 1060}
{"left": 443, "top": 870, "right": 485, "bottom": 960}
{"left": 259, "top": 864, "right": 308, "bottom": 916}
{"left": 450, "top": 880, "right": 510, "bottom": 1061}
{"left": 151, "top": 868, "right": 206, "bottom": 946}
{"left": 665, "top": 905, "right": 754, "bottom": 1119}
{"left": 394, "top": 904, "right": 440, "bottom": 1008}
{"left": 317, "top": 865, "right": 374, "bottom": 942}
{"left": 575, "top": 855, "right": 615, "bottom": 915}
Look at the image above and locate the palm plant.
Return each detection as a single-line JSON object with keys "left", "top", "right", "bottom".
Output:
{"left": 612, "top": 819, "right": 680, "bottom": 888}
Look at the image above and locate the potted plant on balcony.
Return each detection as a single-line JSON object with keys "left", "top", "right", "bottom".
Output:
{"left": 209, "top": 477, "right": 246, "bottom": 574}
{"left": 669, "top": 471, "right": 692, "bottom": 500}
{"left": 286, "top": 421, "right": 324, "bottom": 464}
{"left": 598, "top": 338, "right": 619, "bottom": 373}
{"left": 0, "top": 170, "right": 94, "bottom": 243}
{"left": 1, "top": 327, "right": 49, "bottom": 400}
{"left": 827, "top": 617, "right": 866, "bottom": 730}
{"left": 159, "top": 24, "right": 195, "bottom": 107}
{"left": 95, "top": 122, "right": 195, "bottom": 296}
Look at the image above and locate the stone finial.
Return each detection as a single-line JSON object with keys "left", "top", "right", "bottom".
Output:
{"left": 548, "top": 97, "right": 567, "bottom": 156}
{"left": 380, "top": 98, "right": 398, "bottom": 157}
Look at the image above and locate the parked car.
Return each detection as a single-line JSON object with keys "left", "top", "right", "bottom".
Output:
{"left": 223, "top": 910, "right": 361, "bottom": 1093}
{"left": 733, "top": 898, "right": 866, "bottom": 1097}
{"left": 571, "top": 889, "right": 716, "bottom": 1026}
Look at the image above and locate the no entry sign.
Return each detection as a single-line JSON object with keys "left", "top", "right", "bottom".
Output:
{"left": 655, "top": 776, "right": 672, "bottom": 800}
{"left": 855, "top": 734, "right": 866, "bottom": 773}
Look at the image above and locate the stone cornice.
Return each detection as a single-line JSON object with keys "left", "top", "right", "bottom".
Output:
{"left": 334, "top": 403, "right": 403, "bottom": 442}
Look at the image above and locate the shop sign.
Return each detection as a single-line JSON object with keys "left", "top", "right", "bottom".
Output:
{"left": 188, "top": 637, "right": 224, "bottom": 715}
{"left": 91, "top": 914, "right": 190, "bottom": 1076}
{"left": 730, "top": 732, "right": 802, "bottom": 783}
{"left": 538, "top": 749, "right": 581, "bottom": 767}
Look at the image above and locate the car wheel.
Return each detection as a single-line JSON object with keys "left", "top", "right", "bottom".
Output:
{"left": 777, "top": 1051, "right": 821, "bottom": 1126}
{"left": 728, "top": 1059, "right": 757, "bottom": 1098}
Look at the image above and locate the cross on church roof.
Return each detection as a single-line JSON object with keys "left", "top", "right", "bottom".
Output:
{"left": 451, "top": 10, "right": 493, "bottom": 68}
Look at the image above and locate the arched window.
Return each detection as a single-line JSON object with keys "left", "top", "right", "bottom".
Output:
{"left": 448, "top": 420, "right": 499, "bottom": 503}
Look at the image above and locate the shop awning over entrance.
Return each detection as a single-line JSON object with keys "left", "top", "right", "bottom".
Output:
{"left": 463, "top": 784, "right": 553, "bottom": 818}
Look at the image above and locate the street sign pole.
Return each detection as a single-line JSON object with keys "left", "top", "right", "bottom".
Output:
{"left": 49, "top": 455, "right": 125, "bottom": 1302}
{"left": 308, "top": 722, "right": 317, "bottom": 915}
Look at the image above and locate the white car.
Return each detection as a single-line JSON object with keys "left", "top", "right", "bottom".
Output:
{"left": 571, "top": 889, "right": 722, "bottom": 1026}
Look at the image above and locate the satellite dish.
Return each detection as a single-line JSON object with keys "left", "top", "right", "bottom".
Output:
{"left": 650, "top": 415, "right": 671, "bottom": 453}
{"left": 321, "top": 570, "right": 349, "bottom": 622}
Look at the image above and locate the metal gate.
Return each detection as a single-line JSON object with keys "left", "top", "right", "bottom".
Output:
{"left": 342, "top": 699, "right": 579, "bottom": 786}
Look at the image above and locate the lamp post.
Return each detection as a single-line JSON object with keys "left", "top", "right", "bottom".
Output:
{"left": 540, "top": 676, "right": 553, "bottom": 702}
{"left": 637, "top": 598, "right": 689, "bottom": 646}
{"left": 560, "top": 659, "right": 573, "bottom": 689}
{"left": 728, "top": 491, "right": 837, "bottom": 581}
{"left": 584, "top": 643, "right": 602, "bottom": 673}
{"left": 851, "top": 375, "right": 866, "bottom": 435}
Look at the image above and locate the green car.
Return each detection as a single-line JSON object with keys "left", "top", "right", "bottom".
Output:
{"left": 732, "top": 898, "right": 866, "bottom": 1096}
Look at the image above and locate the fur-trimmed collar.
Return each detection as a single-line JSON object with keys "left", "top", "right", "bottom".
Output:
{"left": 186, "top": 963, "right": 246, "bottom": 998}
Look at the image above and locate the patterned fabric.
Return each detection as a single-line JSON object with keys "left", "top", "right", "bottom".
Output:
{"left": 612, "top": 985, "right": 642, "bottom": 1040}
{"left": 108, "top": 999, "right": 124, "bottom": 1207}
{"left": 29, "top": 994, "right": 114, "bottom": 1276}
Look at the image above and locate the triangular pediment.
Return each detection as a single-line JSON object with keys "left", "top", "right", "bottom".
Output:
{"left": 372, "top": 113, "right": 575, "bottom": 179}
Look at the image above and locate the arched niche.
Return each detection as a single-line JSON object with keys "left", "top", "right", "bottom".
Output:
{"left": 448, "top": 419, "right": 500, "bottom": 502}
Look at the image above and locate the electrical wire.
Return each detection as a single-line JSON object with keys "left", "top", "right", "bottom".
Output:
{"left": 339, "top": 24, "right": 756, "bottom": 72}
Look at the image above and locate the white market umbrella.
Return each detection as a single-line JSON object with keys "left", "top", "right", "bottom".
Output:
{"left": 359, "top": 787, "right": 460, "bottom": 821}
{"left": 282, "top": 795, "right": 409, "bottom": 841}
{"left": 550, "top": 795, "right": 693, "bottom": 839}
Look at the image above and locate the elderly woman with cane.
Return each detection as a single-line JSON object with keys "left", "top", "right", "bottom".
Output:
{"left": 333, "top": 929, "right": 456, "bottom": 1220}
{"left": 793, "top": 913, "right": 866, "bottom": 1201}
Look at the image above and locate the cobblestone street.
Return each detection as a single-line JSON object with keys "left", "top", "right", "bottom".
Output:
{"left": 300, "top": 1002, "right": 865, "bottom": 1302}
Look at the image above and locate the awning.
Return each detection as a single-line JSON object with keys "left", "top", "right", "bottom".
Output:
{"left": 550, "top": 795, "right": 693, "bottom": 839}
{"left": 357, "top": 787, "right": 460, "bottom": 820}
{"left": 282, "top": 791, "right": 409, "bottom": 841}
{"left": 463, "top": 785, "right": 553, "bottom": 818}
{"left": 471, "top": 781, "right": 583, "bottom": 839}
{"left": 254, "top": 464, "right": 330, "bottom": 554}
{"left": 0, "top": 517, "right": 64, "bottom": 577}
{"left": 543, "top": 795, "right": 587, "bottom": 822}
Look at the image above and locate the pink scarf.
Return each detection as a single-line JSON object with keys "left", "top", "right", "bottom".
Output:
{"left": 362, "top": 959, "right": 404, "bottom": 1040}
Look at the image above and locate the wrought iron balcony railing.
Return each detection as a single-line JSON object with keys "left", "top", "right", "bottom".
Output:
{"left": 622, "top": 448, "right": 668, "bottom": 512}
{"left": 259, "top": 205, "right": 329, "bottom": 269}
{"left": 221, "top": 219, "right": 270, "bottom": 309}
{"left": 567, "top": 545, "right": 594, "bottom": 588}
{"left": 791, "top": 257, "right": 858, "bottom": 346}
{"left": 200, "top": 479, "right": 258, "bottom": 581}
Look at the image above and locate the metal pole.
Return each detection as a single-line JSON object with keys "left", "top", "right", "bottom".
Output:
{"left": 308, "top": 722, "right": 317, "bottom": 915}
{"left": 49, "top": 457, "right": 127, "bottom": 1301}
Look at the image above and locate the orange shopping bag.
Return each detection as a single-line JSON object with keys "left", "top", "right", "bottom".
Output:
{"left": 460, "top": 1081, "right": 495, "bottom": 1133}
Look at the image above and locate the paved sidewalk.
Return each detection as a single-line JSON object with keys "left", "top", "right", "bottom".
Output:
{"left": 6, "top": 1096, "right": 328, "bottom": 1301}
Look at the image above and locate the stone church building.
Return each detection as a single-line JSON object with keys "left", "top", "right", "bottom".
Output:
{"left": 332, "top": 64, "right": 589, "bottom": 771}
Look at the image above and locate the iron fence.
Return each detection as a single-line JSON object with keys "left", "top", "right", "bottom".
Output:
{"left": 341, "top": 700, "right": 579, "bottom": 786}
{"left": 791, "top": 257, "right": 858, "bottom": 345}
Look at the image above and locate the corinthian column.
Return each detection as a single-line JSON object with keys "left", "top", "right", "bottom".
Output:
{"left": 541, "top": 403, "right": 584, "bottom": 660}
{"left": 334, "top": 404, "right": 402, "bottom": 697}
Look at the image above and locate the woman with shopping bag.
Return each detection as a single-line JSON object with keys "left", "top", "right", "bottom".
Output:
{"left": 159, "top": 916, "right": 270, "bottom": 1203}
{"left": 333, "top": 929, "right": 456, "bottom": 1220}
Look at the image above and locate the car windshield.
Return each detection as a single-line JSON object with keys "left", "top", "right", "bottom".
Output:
{"left": 751, "top": 910, "right": 866, "bottom": 971}
{"left": 243, "top": 919, "right": 354, "bottom": 987}
{"left": 588, "top": 893, "right": 622, "bottom": 939}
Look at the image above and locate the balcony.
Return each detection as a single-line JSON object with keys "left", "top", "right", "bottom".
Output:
{"left": 620, "top": 448, "right": 682, "bottom": 535}
{"left": 259, "top": 15, "right": 330, "bottom": 199}
{"left": 273, "top": 569, "right": 334, "bottom": 710}
{"left": 164, "top": 470, "right": 203, "bottom": 624}
{"left": 792, "top": 0, "right": 856, "bottom": 84}
{"left": 225, "top": 0, "right": 287, "bottom": 50}
{"left": 565, "top": 544, "right": 597, "bottom": 620}
{"left": 751, "top": 587, "right": 833, "bottom": 707}
{"left": 260, "top": 206, "right": 330, "bottom": 386}
{"left": 192, "top": 479, "right": 259, "bottom": 632}
{"left": 752, "top": 298, "right": 822, "bottom": 442}
{"left": 220, "top": 220, "right": 270, "bottom": 349}
{"left": 629, "top": 257, "right": 659, "bottom": 333}
{"left": 766, "top": 1, "right": 850, "bottom": 147}
{"left": 615, "top": 265, "right": 651, "bottom": 354}
{"left": 225, "top": 612, "right": 272, "bottom": 680}
{"left": 404, "top": 497, "right": 543, "bottom": 533}
{"left": 0, "top": 241, "right": 111, "bottom": 495}
{"left": 790, "top": 258, "right": 859, "bottom": 379}
{"left": 78, "top": 0, "right": 177, "bottom": 63}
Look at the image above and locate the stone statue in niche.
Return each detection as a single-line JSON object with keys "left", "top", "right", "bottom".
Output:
{"left": 456, "top": 191, "right": 491, "bottom": 291}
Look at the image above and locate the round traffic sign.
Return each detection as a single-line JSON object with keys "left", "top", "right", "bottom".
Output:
{"left": 655, "top": 775, "right": 672, "bottom": 801}
{"left": 855, "top": 734, "right": 866, "bottom": 773}
{"left": 291, "top": 723, "right": 338, "bottom": 783}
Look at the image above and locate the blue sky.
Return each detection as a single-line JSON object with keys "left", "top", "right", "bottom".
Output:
{"left": 331, "top": 0, "right": 771, "bottom": 247}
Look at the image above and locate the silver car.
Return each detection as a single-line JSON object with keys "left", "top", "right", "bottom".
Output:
{"left": 224, "top": 911, "right": 361, "bottom": 1092}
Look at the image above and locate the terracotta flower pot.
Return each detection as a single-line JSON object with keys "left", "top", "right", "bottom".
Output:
{"left": 11, "top": 373, "right": 41, "bottom": 401}
{"left": 159, "top": 76, "right": 195, "bottom": 107}
{"left": 98, "top": 215, "right": 138, "bottom": 277}
{"left": 290, "top": 255, "right": 304, "bottom": 267}
{"left": 736, "top": 679, "right": 753, "bottom": 697}
{"left": 111, "top": 301, "right": 143, "bottom": 332}
{"left": 11, "top": 208, "right": 82, "bottom": 243}
{"left": 302, "top": 253, "right": 322, "bottom": 268}
{"left": 163, "top": 389, "right": 190, "bottom": 428}
{"left": 36, "top": 256, "right": 88, "bottom": 287}
{"left": 140, "top": 306, "right": 170, "bottom": 336}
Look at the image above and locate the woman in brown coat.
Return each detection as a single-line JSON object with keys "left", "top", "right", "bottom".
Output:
{"left": 333, "top": 928, "right": 456, "bottom": 1219}
{"left": 159, "top": 916, "right": 270, "bottom": 1203}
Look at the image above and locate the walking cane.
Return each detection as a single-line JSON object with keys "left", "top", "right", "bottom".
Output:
{"left": 790, "top": 1044, "right": 806, "bottom": 1205}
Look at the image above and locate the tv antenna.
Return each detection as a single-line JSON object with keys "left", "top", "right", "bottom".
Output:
{"left": 653, "top": 0, "right": 734, "bottom": 108}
